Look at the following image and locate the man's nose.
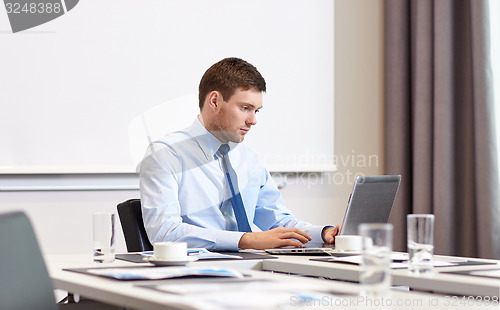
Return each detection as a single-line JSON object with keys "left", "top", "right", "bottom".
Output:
{"left": 247, "top": 113, "right": 257, "bottom": 126}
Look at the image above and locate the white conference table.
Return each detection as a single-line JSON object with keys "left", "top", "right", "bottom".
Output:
{"left": 46, "top": 252, "right": 500, "bottom": 310}
{"left": 261, "top": 253, "right": 500, "bottom": 297}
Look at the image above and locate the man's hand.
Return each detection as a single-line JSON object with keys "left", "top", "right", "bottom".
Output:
{"left": 238, "top": 227, "right": 312, "bottom": 250}
{"left": 322, "top": 223, "right": 342, "bottom": 244}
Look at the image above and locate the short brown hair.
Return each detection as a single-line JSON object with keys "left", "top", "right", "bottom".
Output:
{"left": 198, "top": 57, "right": 266, "bottom": 109}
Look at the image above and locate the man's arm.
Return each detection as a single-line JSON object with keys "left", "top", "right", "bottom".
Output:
{"left": 238, "top": 227, "right": 312, "bottom": 250}
{"left": 251, "top": 167, "right": 337, "bottom": 247}
{"left": 237, "top": 223, "right": 342, "bottom": 250}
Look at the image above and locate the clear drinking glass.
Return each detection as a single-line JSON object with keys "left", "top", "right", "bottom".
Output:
{"left": 359, "top": 223, "right": 393, "bottom": 296}
{"left": 93, "top": 212, "right": 116, "bottom": 263}
{"left": 407, "top": 214, "right": 434, "bottom": 274}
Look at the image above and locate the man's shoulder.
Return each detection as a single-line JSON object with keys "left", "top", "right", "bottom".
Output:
{"left": 149, "top": 132, "right": 202, "bottom": 159}
{"left": 235, "top": 143, "right": 256, "bottom": 154}
{"left": 234, "top": 143, "right": 265, "bottom": 168}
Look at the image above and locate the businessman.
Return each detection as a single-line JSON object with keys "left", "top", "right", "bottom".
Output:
{"left": 139, "top": 57, "right": 339, "bottom": 250}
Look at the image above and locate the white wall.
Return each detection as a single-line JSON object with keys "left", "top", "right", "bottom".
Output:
{"left": 283, "top": 0, "right": 384, "bottom": 231}
{"left": 0, "top": 0, "right": 384, "bottom": 255}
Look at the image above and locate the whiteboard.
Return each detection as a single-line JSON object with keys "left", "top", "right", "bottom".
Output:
{"left": 0, "top": 0, "right": 334, "bottom": 173}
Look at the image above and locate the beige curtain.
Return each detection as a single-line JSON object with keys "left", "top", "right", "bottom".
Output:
{"left": 384, "top": 0, "right": 500, "bottom": 259}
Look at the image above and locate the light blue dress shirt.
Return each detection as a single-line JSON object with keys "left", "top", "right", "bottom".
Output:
{"left": 139, "top": 117, "right": 325, "bottom": 251}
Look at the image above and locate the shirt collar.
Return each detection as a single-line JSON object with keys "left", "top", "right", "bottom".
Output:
{"left": 188, "top": 116, "right": 238, "bottom": 161}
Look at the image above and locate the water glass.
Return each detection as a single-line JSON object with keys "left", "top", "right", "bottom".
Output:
{"left": 359, "top": 223, "right": 393, "bottom": 296}
{"left": 93, "top": 212, "right": 116, "bottom": 263}
{"left": 407, "top": 214, "right": 434, "bottom": 273}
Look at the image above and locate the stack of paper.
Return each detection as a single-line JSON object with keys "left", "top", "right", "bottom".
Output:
{"left": 87, "top": 266, "right": 244, "bottom": 280}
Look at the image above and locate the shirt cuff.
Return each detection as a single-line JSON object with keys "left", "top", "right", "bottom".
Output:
{"left": 214, "top": 230, "right": 246, "bottom": 251}
{"left": 308, "top": 225, "right": 332, "bottom": 243}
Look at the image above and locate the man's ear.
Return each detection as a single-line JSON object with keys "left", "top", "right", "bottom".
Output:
{"left": 207, "top": 91, "right": 222, "bottom": 111}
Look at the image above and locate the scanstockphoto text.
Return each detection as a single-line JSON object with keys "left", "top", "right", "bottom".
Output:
{"left": 271, "top": 170, "right": 365, "bottom": 189}
{"left": 289, "top": 294, "right": 499, "bottom": 308}
{"left": 262, "top": 149, "right": 379, "bottom": 171}
{"left": 146, "top": 139, "right": 379, "bottom": 187}
{"left": 267, "top": 150, "right": 380, "bottom": 188}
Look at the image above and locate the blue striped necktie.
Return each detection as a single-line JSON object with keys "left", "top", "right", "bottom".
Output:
{"left": 217, "top": 144, "right": 252, "bottom": 232}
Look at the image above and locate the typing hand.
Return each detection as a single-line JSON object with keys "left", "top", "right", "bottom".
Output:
{"left": 238, "top": 227, "right": 312, "bottom": 250}
{"left": 322, "top": 223, "right": 342, "bottom": 244}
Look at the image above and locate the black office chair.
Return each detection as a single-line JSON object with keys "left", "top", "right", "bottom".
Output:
{"left": 0, "top": 211, "right": 121, "bottom": 310}
{"left": 117, "top": 199, "right": 153, "bottom": 252}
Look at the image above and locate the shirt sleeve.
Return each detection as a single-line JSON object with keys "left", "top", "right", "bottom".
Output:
{"left": 139, "top": 144, "right": 244, "bottom": 251}
{"left": 253, "top": 169, "right": 329, "bottom": 244}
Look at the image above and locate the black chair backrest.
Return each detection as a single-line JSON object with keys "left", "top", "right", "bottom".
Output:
{"left": 117, "top": 199, "right": 153, "bottom": 252}
{"left": 0, "top": 211, "right": 59, "bottom": 310}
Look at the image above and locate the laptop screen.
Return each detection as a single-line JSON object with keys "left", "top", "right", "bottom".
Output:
{"left": 339, "top": 175, "right": 401, "bottom": 235}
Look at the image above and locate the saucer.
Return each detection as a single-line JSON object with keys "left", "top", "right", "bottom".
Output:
{"left": 143, "top": 256, "right": 198, "bottom": 266}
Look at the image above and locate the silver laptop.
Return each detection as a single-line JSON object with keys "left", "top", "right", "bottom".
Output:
{"left": 264, "top": 175, "right": 401, "bottom": 255}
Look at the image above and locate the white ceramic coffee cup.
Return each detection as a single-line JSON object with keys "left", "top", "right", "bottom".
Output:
{"left": 335, "top": 235, "right": 363, "bottom": 251}
{"left": 153, "top": 242, "right": 187, "bottom": 260}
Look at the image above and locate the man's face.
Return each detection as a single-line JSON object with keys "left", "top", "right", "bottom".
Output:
{"left": 211, "top": 88, "right": 263, "bottom": 143}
